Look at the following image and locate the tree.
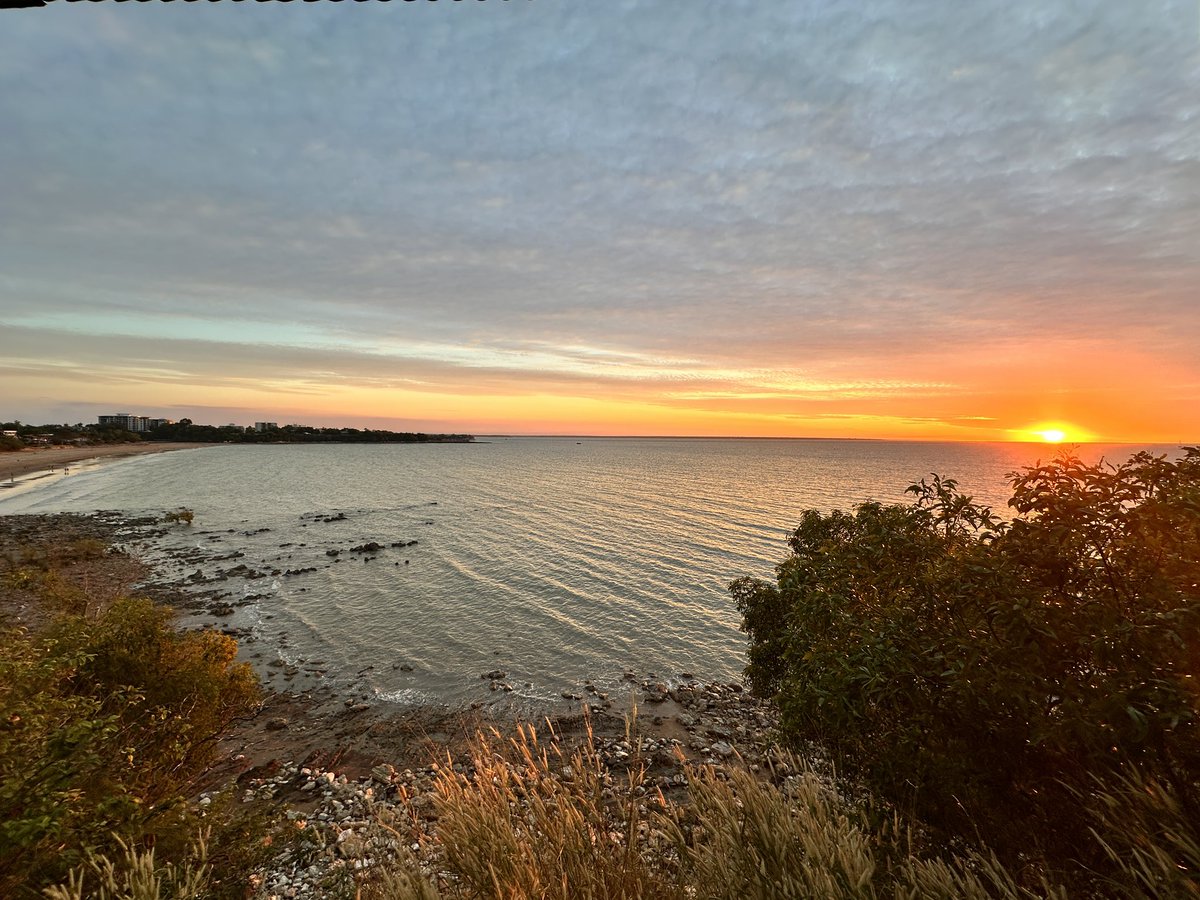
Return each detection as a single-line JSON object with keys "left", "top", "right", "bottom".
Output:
{"left": 732, "top": 448, "right": 1200, "bottom": 878}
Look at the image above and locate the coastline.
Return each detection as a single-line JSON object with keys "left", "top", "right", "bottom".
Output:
{"left": 0, "top": 509, "right": 782, "bottom": 894}
{"left": 0, "top": 510, "right": 777, "bottom": 783}
{"left": 0, "top": 441, "right": 218, "bottom": 482}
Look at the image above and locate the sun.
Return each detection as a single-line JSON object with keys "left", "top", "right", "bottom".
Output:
{"left": 1020, "top": 422, "right": 1094, "bottom": 443}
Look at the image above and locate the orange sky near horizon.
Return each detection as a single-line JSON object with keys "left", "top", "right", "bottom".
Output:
{"left": 5, "top": 330, "right": 1193, "bottom": 443}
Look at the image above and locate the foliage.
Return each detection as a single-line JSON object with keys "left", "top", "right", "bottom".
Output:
{"left": 420, "top": 720, "right": 682, "bottom": 900}
{"left": 44, "top": 833, "right": 211, "bottom": 900}
{"left": 362, "top": 728, "right": 1052, "bottom": 900}
{"left": 668, "top": 756, "right": 1056, "bottom": 900}
{"left": 3, "top": 537, "right": 137, "bottom": 620}
{"left": 0, "top": 598, "right": 259, "bottom": 894}
{"left": 1087, "top": 766, "right": 1200, "bottom": 899}
{"left": 732, "top": 448, "right": 1200, "bottom": 882}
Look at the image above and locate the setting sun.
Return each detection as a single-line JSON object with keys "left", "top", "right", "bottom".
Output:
{"left": 1016, "top": 422, "right": 1093, "bottom": 444}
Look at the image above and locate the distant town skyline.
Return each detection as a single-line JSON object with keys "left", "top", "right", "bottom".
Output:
{"left": 2, "top": 3, "right": 1198, "bottom": 442}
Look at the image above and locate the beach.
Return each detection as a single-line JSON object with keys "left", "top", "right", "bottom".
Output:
{"left": 0, "top": 442, "right": 215, "bottom": 481}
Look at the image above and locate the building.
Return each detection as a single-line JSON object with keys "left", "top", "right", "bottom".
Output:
{"left": 253, "top": 422, "right": 279, "bottom": 432}
{"left": 97, "top": 414, "right": 174, "bottom": 432}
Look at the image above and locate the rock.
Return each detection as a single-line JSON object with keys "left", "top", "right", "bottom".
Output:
{"left": 711, "top": 741, "right": 735, "bottom": 758}
{"left": 265, "top": 718, "right": 289, "bottom": 731}
{"left": 644, "top": 683, "right": 669, "bottom": 703}
{"left": 481, "top": 669, "right": 506, "bottom": 680}
{"left": 350, "top": 542, "right": 384, "bottom": 553}
{"left": 371, "top": 764, "right": 395, "bottom": 784}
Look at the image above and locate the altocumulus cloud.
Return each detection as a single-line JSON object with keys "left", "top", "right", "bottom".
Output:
{"left": 1, "top": 0, "right": 1197, "bottom": 428}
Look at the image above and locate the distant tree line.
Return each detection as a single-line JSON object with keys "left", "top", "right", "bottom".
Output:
{"left": 148, "top": 420, "right": 474, "bottom": 444}
{"left": 0, "top": 420, "right": 474, "bottom": 450}
{"left": 0, "top": 422, "right": 107, "bottom": 451}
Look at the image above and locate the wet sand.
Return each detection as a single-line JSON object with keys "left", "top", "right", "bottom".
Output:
{"left": 0, "top": 442, "right": 216, "bottom": 481}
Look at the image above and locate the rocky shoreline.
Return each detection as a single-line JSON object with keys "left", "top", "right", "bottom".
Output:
{"left": 227, "top": 678, "right": 787, "bottom": 898}
{"left": 0, "top": 510, "right": 784, "bottom": 897}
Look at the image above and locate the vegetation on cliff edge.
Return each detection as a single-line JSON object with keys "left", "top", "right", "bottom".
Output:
{"left": 733, "top": 447, "right": 1200, "bottom": 892}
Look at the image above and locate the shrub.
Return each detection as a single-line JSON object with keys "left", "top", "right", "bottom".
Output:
{"left": 0, "top": 599, "right": 258, "bottom": 894}
{"left": 732, "top": 449, "right": 1200, "bottom": 880}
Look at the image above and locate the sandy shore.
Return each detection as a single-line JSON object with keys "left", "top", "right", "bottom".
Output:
{"left": 0, "top": 442, "right": 216, "bottom": 481}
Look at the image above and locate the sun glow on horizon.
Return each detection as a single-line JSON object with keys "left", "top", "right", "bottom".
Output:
{"left": 1017, "top": 422, "right": 1096, "bottom": 444}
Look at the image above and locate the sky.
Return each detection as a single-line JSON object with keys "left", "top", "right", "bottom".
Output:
{"left": 1, "top": 2, "right": 1198, "bottom": 442}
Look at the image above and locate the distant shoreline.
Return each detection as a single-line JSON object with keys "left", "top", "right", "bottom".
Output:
{"left": 0, "top": 442, "right": 218, "bottom": 482}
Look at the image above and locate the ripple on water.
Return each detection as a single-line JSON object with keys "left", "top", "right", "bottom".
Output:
{"left": 0, "top": 438, "right": 1175, "bottom": 707}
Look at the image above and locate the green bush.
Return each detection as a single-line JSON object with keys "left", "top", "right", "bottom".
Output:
{"left": 732, "top": 449, "right": 1200, "bottom": 881}
{"left": 0, "top": 599, "right": 258, "bottom": 894}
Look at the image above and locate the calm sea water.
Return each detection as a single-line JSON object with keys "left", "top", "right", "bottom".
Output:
{"left": 0, "top": 438, "right": 1175, "bottom": 708}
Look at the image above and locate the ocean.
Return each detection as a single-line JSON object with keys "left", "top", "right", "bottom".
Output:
{"left": 0, "top": 438, "right": 1175, "bottom": 709}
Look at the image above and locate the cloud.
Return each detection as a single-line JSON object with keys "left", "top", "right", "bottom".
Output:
{"left": 1, "top": 1, "right": 1197, "bottom": 436}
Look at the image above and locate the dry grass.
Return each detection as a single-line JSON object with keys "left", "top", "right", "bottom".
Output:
{"left": 667, "top": 756, "right": 1061, "bottom": 900}
{"left": 366, "top": 717, "right": 683, "bottom": 900}
{"left": 361, "top": 721, "right": 1070, "bottom": 900}
{"left": 44, "top": 833, "right": 210, "bottom": 900}
{"left": 1087, "top": 767, "right": 1200, "bottom": 899}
